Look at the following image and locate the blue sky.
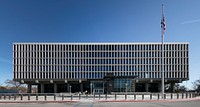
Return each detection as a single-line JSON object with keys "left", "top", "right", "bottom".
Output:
{"left": 0, "top": 0, "right": 200, "bottom": 89}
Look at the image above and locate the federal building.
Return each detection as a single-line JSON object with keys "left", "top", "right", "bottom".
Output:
{"left": 13, "top": 43, "right": 189, "bottom": 93}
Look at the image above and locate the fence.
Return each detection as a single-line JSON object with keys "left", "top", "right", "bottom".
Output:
{"left": 0, "top": 93, "right": 198, "bottom": 101}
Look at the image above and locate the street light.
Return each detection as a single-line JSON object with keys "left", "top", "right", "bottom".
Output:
{"left": 70, "top": 85, "right": 72, "bottom": 95}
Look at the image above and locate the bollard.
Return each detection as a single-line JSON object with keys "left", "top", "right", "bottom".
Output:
{"left": 99, "top": 94, "right": 100, "bottom": 100}
{"left": 36, "top": 94, "right": 38, "bottom": 100}
{"left": 28, "top": 94, "right": 30, "bottom": 100}
{"left": 189, "top": 93, "right": 191, "bottom": 98}
{"left": 71, "top": 95, "right": 73, "bottom": 100}
{"left": 195, "top": 93, "right": 197, "bottom": 97}
{"left": 4, "top": 94, "right": 6, "bottom": 100}
{"left": 171, "top": 93, "right": 173, "bottom": 99}
{"left": 93, "top": 94, "right": 95, "bottom": 99}
{"left": 150, "top": 94, "right": 152, "bottom": 100}
{"left": 105, "top": 94, "right": 107, "bottom": 100}
{"left": 158, "top": 94, "right": 160, "bottom": 100}
{"left": 79, "top": 94, "right": 81, "bottom": 100}
{"left": 20, "top": 94, "right": 23, "bottom": 100}
{"left": 115, "top": 94, "right": 117, "bottom": 100}
{"left": 62, "top": 95, "right": 64, "bottom": 100}
{"left": 125, "top": 94, "right": 127, "bottom": 100}
{"left": 177, "top": 93, "right": 179, "bottom": 99}
{"left": 134, "top": 94, "right": 136, "bottom": 100}
{"left": 182, "top": 93, "right": 184, "bottom": 99}
{"left": 86, "top": 94, "right": 88, "bottom": 99}
{"left": 186, "top": 93, "right": 188, "bottom": 98}
{"left": 164, "top": 94, "right": 166, "bottom": 100}
{"left": 44, "top": 94, "right": 46, "bottom": 101}
{"left": 142, "top": 94, "right": 144, "bottom": 100}
{"left": 9, "top": 95, "right": 11, "bottom": 100}
{"left": 14, "top": 94, "right": 16, "bottom": 100}
{"left": 54, "top": 94, "right": 56, "bottom": 100}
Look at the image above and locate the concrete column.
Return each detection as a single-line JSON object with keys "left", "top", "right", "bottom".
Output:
{"left": 80, "top": 83, "right": 83, "bottom": 93}
{"left": 145, "top": 83, "right": 149, "bottom": 92}
{"left": 27, "top": 83, "right": 32, "bottom": 93}
{"left": 67, "top": 83, "right": 70, "bottom": 92}
{"left": 170, "top": 83, "right": 175, "bottom": 93}
{"left": 41, "top": 83, "right": 44, "bottom": 93}
{"left": 54, "top": 84, "right": 57, "bottom": 93}
{"left": 158, "top": 83, "right": 161, "bottom": 92}
{"left": 132, "top": 80, "right": 136, "bottom": 92}
{"left": 38, "top": 84, "right": 41, "bottom": 93}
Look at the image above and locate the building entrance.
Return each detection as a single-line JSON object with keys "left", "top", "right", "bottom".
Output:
{"left": 149, "top": 83, "right": 159, "bottom": 92}
{"left": 44, "top": 84, "right": 54, "bottom": 93}
{"left": 70, "top": 84, "right": 81, "bottom": 93}
{"left": 92, "top": 82, "right": 104, "bottom": 94}
{"left": 57, "top": 84, "right": 68, "bottom": 93}
{"left": 135, "top": 83, "right": 145, "bottom": 92}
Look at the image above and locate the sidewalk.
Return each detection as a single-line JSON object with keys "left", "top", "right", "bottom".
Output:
{"left": 0, "top": 96, "right": 200, "bottom": 103}
{"left": 98, "top": 97, "right": 200, "bottom": 102}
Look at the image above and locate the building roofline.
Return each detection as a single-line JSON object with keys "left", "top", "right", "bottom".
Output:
{"left": 13, "top": 42, "right": 189, "bottom": 45}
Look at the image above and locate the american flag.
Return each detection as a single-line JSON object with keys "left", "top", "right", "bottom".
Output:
{"left": 161, "top": 4, "right": 166, "bottom": 35}
{"left": 161, "top": 15, "right": 166, "bottom": 32}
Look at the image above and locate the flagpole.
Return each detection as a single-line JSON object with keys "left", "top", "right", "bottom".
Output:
{"left": 161, "top": 0, "right": 165, "bottom": 98}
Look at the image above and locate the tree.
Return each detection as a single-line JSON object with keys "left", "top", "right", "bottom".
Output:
{"left": 193, "top": 78, "right": 200, "bottom": 92}
{"left": 175, "top": 83, "right": 187, "bottom": 92}
{"left": 4, "top": 79, "right": 27, "bottom": 93}
{"left": 0, "top": 84, "right": 7, "bottom": 90}
{"left": 4, "top": 79, "right": 21, "bottom": 89}
{"left": 165, "top": 83, "right": 187, "bottom": 92}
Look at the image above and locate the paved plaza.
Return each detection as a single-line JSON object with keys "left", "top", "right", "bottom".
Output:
{"left": 0, "top": 94, "right": 199, "bottom": 107}
{"left": 0, "top": 100, "right": 200, "bottom": 107}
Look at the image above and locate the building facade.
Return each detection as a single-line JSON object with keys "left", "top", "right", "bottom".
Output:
{"left": 13, "top": 43, "right": 189, "bottom": 93}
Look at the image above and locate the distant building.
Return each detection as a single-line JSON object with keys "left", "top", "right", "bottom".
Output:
{"left": 13, "top": 42, "right": 189, "bottom": 93}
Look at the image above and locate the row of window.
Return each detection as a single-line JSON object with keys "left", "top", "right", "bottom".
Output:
{"left": 14, "top": 64, "right": 188, "bottom": 72}
{"left": 14, "top": 71, "right": 188, "bottom": 79}
{"left": 14, "top": 44, "right": 189, "bottom": 51}
{"left": 14, "top": 58, "right": 188, "bottom": 65}
{"left": 14, "top": 51, "right": 188, "bottom": 58}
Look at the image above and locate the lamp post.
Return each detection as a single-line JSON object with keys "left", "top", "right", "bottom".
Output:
{"left": 70, "top": 85, "right": 72, "bottom": 95}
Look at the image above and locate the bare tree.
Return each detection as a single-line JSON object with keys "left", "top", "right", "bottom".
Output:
{"left": 175, "top": 83, "right": 187, "bottom": 92}
{"left": 4, "top": 79, "right": 27, "bottom": 93}
{"left": 0, "top": 84, "right": 7, "bottom": 90}
{"left": 193, "top": 79, "right": 200, "bottom": 92}
{"left": 4, "top": 79, "right": 21, "bottom": 89}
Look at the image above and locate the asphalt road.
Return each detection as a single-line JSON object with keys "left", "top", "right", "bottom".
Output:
{"left": 1, "top": 100, "right": 200, "bottom": 107}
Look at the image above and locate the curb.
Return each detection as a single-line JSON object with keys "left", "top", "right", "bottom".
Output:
{"left": 0, "top": 98, "right": 200, "bottom": 103}
{"left": 97, "top": 98, "right": 200, "bottom": 102}
{"left": 0, "top": 100, "right": 79, "bottom": 103}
